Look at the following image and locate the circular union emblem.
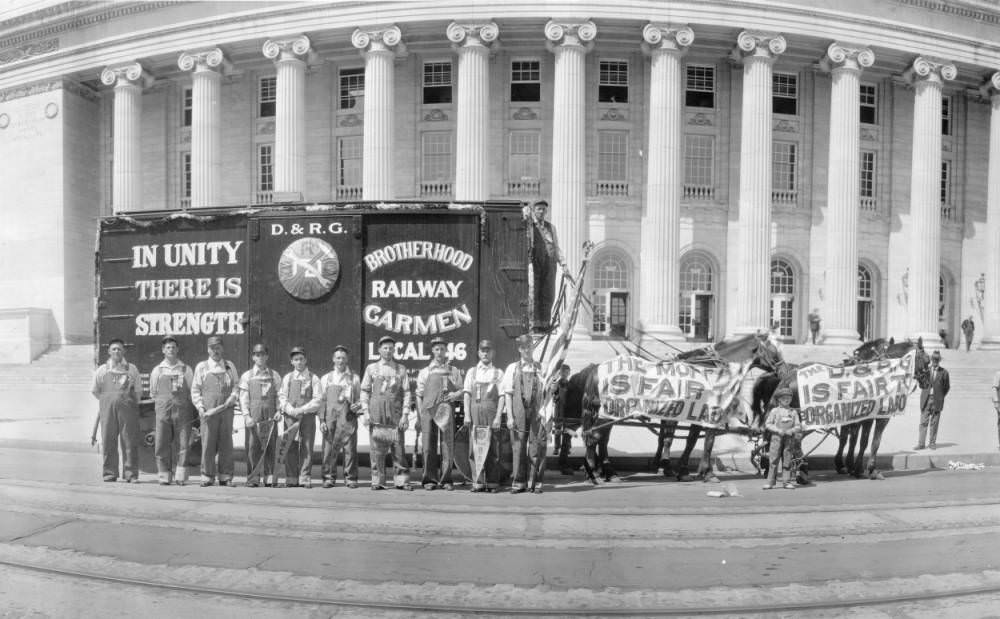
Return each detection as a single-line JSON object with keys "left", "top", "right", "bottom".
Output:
{"left": 277, "top": 237, "right": 340, "bottom": 300}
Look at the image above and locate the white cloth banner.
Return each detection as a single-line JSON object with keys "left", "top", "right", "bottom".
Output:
{"left": 597, "top": 355, "right": 750, "bottom": 429}
{"left": 795, "top": 350, "right": 916, "bottom": 430}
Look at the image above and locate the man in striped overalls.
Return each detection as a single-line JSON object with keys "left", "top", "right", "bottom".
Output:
{"left": 415, "top": 336, "right": 463, "bottom": 491}
{"left": 463, "top": 339, "right": 503, "bottom": 492}
{"left": 91, "top": 338, "right": 141, "bottom": 482}
{"left": 278, "top": 347, "right": 322, "bottom": 488}
{"left": 498, "top": 334, "right": 547, "bottom": 494}
{"left": 149, "top": 335, "right": 195, "bottom": 485}
{"left": 320, "top": 345, "right": 362, "bottom": 489}
{"left": 191, "top": 335, "right": 240, "bottom": 487}
{"left": 360, "top": 335, "right": 413, "bottom": 491}
{"left": 238, "top": 343, "right": 282, "bottom": 487}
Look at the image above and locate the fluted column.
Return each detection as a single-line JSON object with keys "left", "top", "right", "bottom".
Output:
{"left": 731, "top": 32, "right": 786, "bottom": 336}
{"left": 980, "top": 72, "right": 1000, "bottom": 349}
{"left": 820, "top": 43, "right": 875, "bottom": 346}
{"left": 447, "top": 22, "right": 498, "bottom": 202}
{"left": 352, "top": 26, "right": 405, "bottom": 201}
{"left": 639, "top": 23, "right": 693, "bottom": 343}
{"left": 178, "top": 48, "right": 229, "bottom": 208}
{"left": 546, "top": 20, "right": 596, "bottom": 335}
{"left": 100, "top": 63, "right": 152, "bottom": 213}
{"left": 904, "top": 57, "right": 956, "bottom": 348}
{"left": 263, "top": 35, "right": 312, "bottom": 198}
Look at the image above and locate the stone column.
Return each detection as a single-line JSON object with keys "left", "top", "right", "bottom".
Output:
{"left": 980, "top": 72, "right": 1000, "bottom": 349}
{"left": 638, "top": 23, "right": 693, "bottom": 344}
{"left": 731, "top": 32, "right": 786, "bottom": 336}
{"left": 178, "top": 48, "right": 229, "bottom": 208}
{"left": 904, "top": 57, "right": 955, "bottom": 348}
{"left": 263, "top": 35, "right": 312, "bottom": 199}
{"left": 546, "top": 20, "right": 596, "bottom": 335}
{"left": 820, "top": 43, "right": 875, "bottom": 346}
{"left": 352, "top": 26, "right": 405, "bottom": 201}
{"left": 447, "top": 22, "right": 498, "bottom": 202}
{"left": 100, "top": 63, "right": 152, "bottom": 213}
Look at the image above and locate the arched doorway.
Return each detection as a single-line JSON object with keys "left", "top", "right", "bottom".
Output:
{"left": 857, "top": 264, "right": 874, "bottom": 340}
{"left": 770, "top": 258, "right": 796, "bottom": 338}
{"left": 679, "top": 253, "right": 715, "bottom": 341}
{"left": 591, "top": 252, "right": 630, "bottom": 337}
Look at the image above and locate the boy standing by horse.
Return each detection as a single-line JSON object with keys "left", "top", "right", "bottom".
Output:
{"left": 763, "top": 387, "right": 801, "bottom": 490}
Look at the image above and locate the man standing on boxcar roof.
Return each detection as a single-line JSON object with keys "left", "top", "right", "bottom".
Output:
{"left": 91, "top": 338, "right": 141, "bottom": 482}
{"left": 279, "top": 346, "right": 322, "bottom": 488}
{"left": 360, "top": 335, "right": 414, "bottom": 490}
{"left": 148, "top": 335, "right": 195, "bottom": 486}
{"left": 415, "top": 336, "right": 463, "bottom": 491}
{"left": 191, "top": 335, "right": 240, "bottom": 487}
{"left": 530, "top": 199, "right": 566, "bottom": 333}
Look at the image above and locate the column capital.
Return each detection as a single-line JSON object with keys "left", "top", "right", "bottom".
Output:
{"left": 731, "top": 31, "right": 786, "bottom": 63}
{"left": 979, "top": 71, "right": 1000, "bottom": 99}
{"left": 447, "top": 22, "right": 499, "bottom": 53}
{"left": 100, "top": 62, "right": 153, "bottom": 88}
{"left": 641, "top": 23, "right": 694, "bottom": 56}
{"left": 263, "top": 34, "right": 317, "bottom": 64}
{"left": 820, "top": 42, "right": 875, "bottom": 74}
{"left": 903, "top": 56, "right": 957, "bottom": 86}
{"left": 177, "top": 48, "right": 232, "bottom": 74}
{"left": 352, "top": 25, "right": 406, "bottom": 57}
{"left": 544, "top": 20, "right": 597, "bottom": 54}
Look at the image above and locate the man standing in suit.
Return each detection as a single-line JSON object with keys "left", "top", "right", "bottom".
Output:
{"left": 915, "top": 350, "right": 950, "bottom": 450}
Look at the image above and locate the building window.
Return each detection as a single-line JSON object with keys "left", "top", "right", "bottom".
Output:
{"left": 684, "top": 134, "right": 714, "bottom": 198}
{"left": 598, "top": 131, "right": 627, "bottom": 180}
{"left": 858, "top": 264, "right": 874, "bottom": 340}
{"left": 422, "top": 131, "right": 452, "bottom": 180}
{"left": 860, "top": 150, "right": 876, "bottom": 210}
{"left": 339, "top": 67, "right": 364, "bottom": 110}
{"left": 772, "top": 141, "right": 797, "bottom": 202}
{"left": 679, "top": 254, "right": 715, "bottom": 338}
{"left": 337, "top": 136, "right": 363, "bottom": 198}
{"left": 939, "top": 274, "right": 946, "bottom": 321}
{"left": 858, "top": 264, "right": 873, "bottom": 299}
{"left": 182, "top": 87, "right": 192, "bottom": 127}
{"left": 940, "top": 160, "right": 951, "bottom": 206}
{"left": 860, "top": 83, "right": 877, "bottom": 124}
{"left": 598, "top": 60, "right": 628, "bottom": 104}
{"left": 423, "top": 62, "right": 452, "bottom": 105}
{"left": 770, "top": 258, "right": 795, "bottom": 337}
{"left": 181, "top": 152, "right": 191, "bottom": 206}
{"left": 591, "top": 253, "right": 629, "bottom": 336}
{"left": 685, "top": 65, "right": 715, "bottom": 108}
{"left": 510, "top": 60, "right": 540, "bottom": 102}
{"left": 259, "top": 76, "right": 276, "bottom": 117}
{"left": 773, "top": 73, "right": 797, "bottom": 115}
{"left": 508, "top": 131, "right": 540, "bottom": 194}
{"left": 942, "top": 96, "right": 952, "bottom": 136}
{"left": 256, "top": 144, "right": 273, "bottom": 202}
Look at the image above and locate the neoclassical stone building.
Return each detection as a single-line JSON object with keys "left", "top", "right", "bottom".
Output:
{"left": 2, "top": 0, "right": 1000, "bottom": 356}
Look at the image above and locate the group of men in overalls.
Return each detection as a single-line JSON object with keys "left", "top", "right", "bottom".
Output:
{"left": 91, "top": 331, "right": 556, "bottom": 493}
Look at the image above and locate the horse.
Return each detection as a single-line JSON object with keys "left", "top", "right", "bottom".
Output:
{"left": 752, "top": 337, "right": 918, "bottom": 481}
{"left": 565, "top": 363, "right": 618, "bottom": 484}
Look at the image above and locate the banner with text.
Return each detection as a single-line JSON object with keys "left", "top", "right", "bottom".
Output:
{"left": 795, "top": 350, "right": 916, "bottom": 430}
{"left": 597, "top": 355, "right": 750, "bottom": 428}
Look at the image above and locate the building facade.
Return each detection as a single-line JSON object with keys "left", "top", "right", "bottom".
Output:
{"left": 2, "top": 0, "right": 1000, "bottom": 355}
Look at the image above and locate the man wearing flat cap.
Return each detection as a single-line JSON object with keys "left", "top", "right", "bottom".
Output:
{"left": 463, "top": 339, "right": 504, "bottom": 492}
{"left": 415, "top": 336, "right": 463, "bottom": 490}
{"left": 496, "top": 334, "right": 547, "bottom": 493}
{"left": 191, "top": 335, "right": 240, "bottom": 486}
{"left": 148, "top": 335, "right": 195, "bottom": 485}
{"left": 360, "top": 335, "right": 413, "bottom": 490}
{"left": 762, "top": 386, "right": 801, "bottom": 490}
{"left": 91, "top": 338, "right": 141, "bottom": 482}
{"left": 915, "top": 350, "right": 950, "bottom": 450}
{"left": 319, "top": 345, "right": 362, "bottom": 488}
{"left": 238, "top": 344, "right": 282, "bottom": 487}
{"left": 278, "top": 346, "right": 322, "bottom": 487}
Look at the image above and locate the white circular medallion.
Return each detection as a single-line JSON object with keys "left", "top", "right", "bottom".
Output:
{"left": 277, "top": 237, "right": 340, "bottom": 300}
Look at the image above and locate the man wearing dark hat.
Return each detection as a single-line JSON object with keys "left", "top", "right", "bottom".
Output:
{"left": 91, "top": 338, "right": 142, "bottom": 482}
{"left": 915, "top": 350, "right": 950, "bottom": 450}
{"left": 148, "top": 335, "right": 195, "bottom": 485}
{"left": 360, "top": 335, "right": 413, "bottom": 490}
{"left": 278, "top": 346, "right": 322, "bottom": 487}
{"left": 237, "top": 344, "right": 282, "bottom": 487}
{"left": 415, "top": 336, "right": 463, "bottom": 490}
{"left": 496, "top": 334, "right": 547, "bottom": 493}
{"left": 319, "top": 345, "right": 362, "bottom": 488}
{"left": 191, "top": 335, "right": 240, "bottom": 486}
{"left": 463, "top": 339, "right": 504, "bottom": 492}
{"left": 530, "top": 200, "right": 566, "bottom": 332}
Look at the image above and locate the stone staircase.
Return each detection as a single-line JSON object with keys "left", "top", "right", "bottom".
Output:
{"left": 0, "top": 344, "right": 95, "bottom": 388}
